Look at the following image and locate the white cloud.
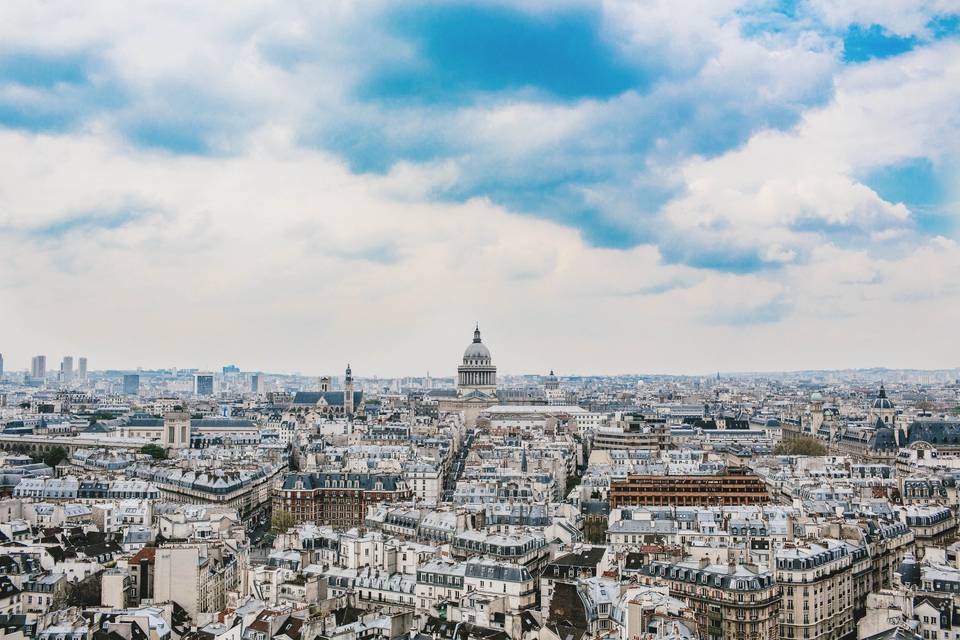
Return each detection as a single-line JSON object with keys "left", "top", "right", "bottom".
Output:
{"left": 2, "top": 122, "right": 959, "bottom": 376}
{"left": 0, "top": 128, "right": 696, "bottom": 374}
{"left": 658, "top": 39, "right": 960, "bottom": 263}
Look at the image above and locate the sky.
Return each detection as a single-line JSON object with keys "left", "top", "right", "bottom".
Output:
{"left": 1, "top": 0, "right": 959, "bottom": 378}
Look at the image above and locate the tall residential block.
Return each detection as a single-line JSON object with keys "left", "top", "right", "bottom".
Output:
{"left": 31, "top": 355, "right": 46, "bottom": 380}
{"left": 123, "top": 374, "right": 140, "bottom": 396}
{"left": 60, "top": 356, "right": 74, "bottom": 383}
{"left": 194, "top": 374, "right": 214, "bottom": 396}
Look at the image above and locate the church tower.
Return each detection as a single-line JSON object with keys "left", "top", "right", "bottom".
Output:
{"left": 344, "top": 364, "right": 355, "bottom": 417}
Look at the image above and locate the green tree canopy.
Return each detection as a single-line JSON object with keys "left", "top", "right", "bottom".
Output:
{"left": 270, "top": 509, "right": 296, "bottom": 535}
{"left": 33, "top": 446, "right": 69, "bottom": 467}
{"left": 140, "top": 444, "right": 168, "bottom": 460}
{"left": 774, "top": 437, "right": 828, "bottom": 456}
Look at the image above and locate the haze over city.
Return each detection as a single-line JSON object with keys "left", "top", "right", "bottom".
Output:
{"left": 1, "top": 2, "right": 958, "bottom": 375}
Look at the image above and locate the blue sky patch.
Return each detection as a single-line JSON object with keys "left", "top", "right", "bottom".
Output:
{"left": 659, "top": 240, "right": 781, "bottom": 274}
{"left": 363, "top": 4, "right": 646, "bottom": 104}
{"left": 863, "top": 157, "right": 947, "bottom": 207}
{"left": 843, "top": 25, "right": 917, "bottom": 63}
{"left": 0, "top": 51, "right": 90, "bottom": 88}
{"left": 20, "top": 210, "right": 143, "bottom": 240}
{"left": 125, "top": 120, "right": 211, "bottom": 155}
{"left": 0, "top": 51, "right": 126, "bottom": 133}
{"left": 0, "top": 102, "right": 77, "bottom": 132}
{"left": 863, "top": 157, "right": 956, "bottom": 237}
{"left": 928, "top": 14, "right": 960, "bottom": 39}
{"left": 567, "top": 209, "right": 642, "bottom": 249}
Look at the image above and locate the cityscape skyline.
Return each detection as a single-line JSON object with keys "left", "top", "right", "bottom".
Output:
{"left": 2, "top": 342, "right": 959, "bottom": 381}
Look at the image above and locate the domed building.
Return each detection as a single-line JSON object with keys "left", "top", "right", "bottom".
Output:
{"left": 457, "top": 325, "right": 497, "bottom": 396}
{"left": 870, "top": 384, "right": 896, "bottom": 425}
{"left": 544, "top": 371, "right": 559, "bottom": 391}
{"left": 436, "top": 325, "right": 500, "bottom": 426}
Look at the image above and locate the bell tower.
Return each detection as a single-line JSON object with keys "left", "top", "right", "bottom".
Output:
{"left": 344, "top": 364, "right": 355, "bottom": 417}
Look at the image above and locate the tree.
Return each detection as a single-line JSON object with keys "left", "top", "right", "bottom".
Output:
{"left": 564, "top": 474, "right": 582, "bottom": 496}
{"left": 774, "top": 437, "right": 828, "bottom": 456}
{"left": 35, "top": 446, "right": 68, "bottom": 467}
{"left": 270, "top": 509, "right": 296, "bottom": 535}
{"left": 65, "top": 573, "right": 102, "bottom": 607}
{"left": 140, "top": 444, "right": 168, "bottom": 460}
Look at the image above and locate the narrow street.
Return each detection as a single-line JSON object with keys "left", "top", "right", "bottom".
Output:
{"left": 442, "top": 429, "right": 474, "bottom": 502}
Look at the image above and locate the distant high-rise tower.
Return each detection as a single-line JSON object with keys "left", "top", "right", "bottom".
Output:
{"left": 194, "top": 374, "right": 214, "bottom": 396}
{"left": 31, "top": 355, "right": 46, "bottom": 380}
{"left": 78, "top": 357, "right": 87, "bottom": 380}
{"left": 61, "top": 356, "right": 74, "bottom": 384}
{"left": 0, "top": 353, "right": 4, "bottom": 379}
{"left": 123, "top": 374, "right": 140, "bottom": 396}
{"left": 250, "top": 373, "right": 261, "bottom": 393}
{"left": 344, "top": 364, "right": 355, "bottom": 416}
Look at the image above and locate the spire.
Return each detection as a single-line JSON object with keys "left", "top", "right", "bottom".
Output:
{"left": 345, "top": 363, "right": 352, "bottom": 384}
{"left": 473, "top": 324, "right": 482, "bottom": 343}
{"left": 878, "top": 383, "right": 886, "bottom": 399}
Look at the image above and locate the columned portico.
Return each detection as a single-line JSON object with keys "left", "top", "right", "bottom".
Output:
{"left": 456, "top": 325, "right": 497, "bottom": 397}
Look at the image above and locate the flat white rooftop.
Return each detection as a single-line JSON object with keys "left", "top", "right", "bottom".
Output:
{"left": 484, "top": 405, "right": 588, "bottom": 414}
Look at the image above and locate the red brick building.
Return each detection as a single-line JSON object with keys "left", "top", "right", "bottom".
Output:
{"left": 273, "top": 472, "right": 413, "bottom": 529}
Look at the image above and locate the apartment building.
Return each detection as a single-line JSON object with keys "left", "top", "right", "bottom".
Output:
{"left": 776, "top": 541, "right": 854, "bottom": 640}
{"left": 637, "top": 558, "right": 781, "bottom": 640}
{"left": 153, "top": 543, "right": 240, "bottom": 620}
{"left": 592, "top": 413, "right": 672, "bottom": 452}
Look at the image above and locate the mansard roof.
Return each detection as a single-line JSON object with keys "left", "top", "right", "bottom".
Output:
{"left": 292, "top": 391, "right": 363, "bottom": 407}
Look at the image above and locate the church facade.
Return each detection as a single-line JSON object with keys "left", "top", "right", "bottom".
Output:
{"left": 291, "top": 364, "right": 363, "bottom": 418}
